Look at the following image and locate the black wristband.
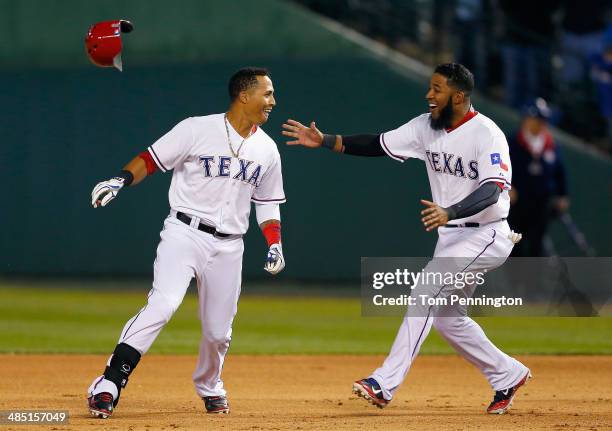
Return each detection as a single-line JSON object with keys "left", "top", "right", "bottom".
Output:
{"left": 444, "top": 206, "right": 457, "bottom": 221}
{"left": 116, "top": 169, "right": 134, "bottom": 187}
{"left": 321, "top": 134, "right": 336, "bottom": 150}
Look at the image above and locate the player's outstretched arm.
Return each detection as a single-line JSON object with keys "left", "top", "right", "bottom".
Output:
{"left": 282, "top": 119, "right": 385, "bottom": 156}
{"left": 91, "top": 154, "right": 150, "bottom": 208}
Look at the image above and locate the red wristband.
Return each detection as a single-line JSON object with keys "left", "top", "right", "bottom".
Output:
{"left": 138, "top": 150, "right": 158, "bottom": 175}
{"left": 262, "top": 222, "right": 281, "bottom": 247}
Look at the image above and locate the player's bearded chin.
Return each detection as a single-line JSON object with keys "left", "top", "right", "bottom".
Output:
{"left": 429, "top": 99, "right": 454, "bottom": 130}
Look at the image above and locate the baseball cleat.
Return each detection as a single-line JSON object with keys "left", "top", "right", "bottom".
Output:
{"left": 88, "top": 392, "right": 114, "bottom": 419}
{"left": 352, "top": 378, "right": 389, "bottom": 409}
{"left": 487, "top": 371, "right": 532, "bottom": 414}
{"left": 203, "top": 395, "right": 230, "bottom": 414}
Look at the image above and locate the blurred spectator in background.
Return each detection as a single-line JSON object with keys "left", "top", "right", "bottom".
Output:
{"left": 556, "top": 1, "right": 610, "bottom": 143}
{"left": 559, "top": 0, "right": 609, "bottom": 90}
{"left": 590, "top": 24, "right": 612, "bottom": 152}
{"left": 498, "top": 0, "right": 560, "bottom": 108}
{"left": 454, "top": 0, "right": 489, "bottom": 88}
{"left": 509, "top": 98, "right": 569, "bottom": 257}
{"left": 295, "top": 0, "right": 612, "bottom": 154}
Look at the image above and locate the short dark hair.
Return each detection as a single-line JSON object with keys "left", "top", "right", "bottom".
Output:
{"left": 228, "top": 67, "right": 270, "bottom": 101}
{"left": 434, "top": 63, "right": 474, "bottom": 96}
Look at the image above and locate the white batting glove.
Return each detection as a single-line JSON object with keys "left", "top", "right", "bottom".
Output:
{"left": 508, "top": 230, "right": 523, "bottom": 244}
{"left": 91, "top": 177, "right": 125, "bottom": 208}
{"left": 264, "top": 243, "right": 285, "bottom": 275}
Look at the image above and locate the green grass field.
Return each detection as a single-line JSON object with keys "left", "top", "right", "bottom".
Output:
{"left": 1, "top": 283, "right": 611, "bottom": 354}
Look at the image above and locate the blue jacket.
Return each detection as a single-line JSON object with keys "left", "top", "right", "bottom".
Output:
{"left": 509, "top": 130, "right": 568, "bottom": 202}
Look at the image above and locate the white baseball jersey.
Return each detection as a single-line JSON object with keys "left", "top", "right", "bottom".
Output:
{"left": 364, "top": 108, "right": 527, "bottom": 403}
{"left": 147, "top": 113, "right": 286, "bottom": 234}
{"left": 88, "top": 114, "right": 285, "bottom": 403}
{"left": 380, "top": 109, "right": 511, "bottom": 224}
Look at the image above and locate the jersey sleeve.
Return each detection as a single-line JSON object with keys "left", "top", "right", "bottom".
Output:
{"left": 477, "top": 132, "right": 512, "bottom": 190}
{"left": 147, "top": 118, "right": 194, "bottom": 173}
{"left": 251, "top": 150, "right": 286, "bottom": 204}
{"left": 379, "top": 116, "right": 425, "bottom": 162}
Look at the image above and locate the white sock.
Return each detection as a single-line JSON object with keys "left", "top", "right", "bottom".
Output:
{"left": 91, "top": 377, "right": 119, "bottom": 399}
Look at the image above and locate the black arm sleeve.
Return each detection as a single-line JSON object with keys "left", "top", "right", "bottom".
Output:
{"left": 342, "top": 134, "right": 386, "bottom": 157}
{"left": 444, "top": 182, "right": 502, "bottom": 221}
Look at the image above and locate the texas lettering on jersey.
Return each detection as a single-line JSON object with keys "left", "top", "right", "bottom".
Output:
{"left": 199, "top": 155, "right": 263, "bottom": 186}
{"left": 425, "top": 150, "right": 479, "bottom": 179}
{"left": 380, "top": 111, "right": 511, "bottom": 224}
{"left": 147, "top": 114, "right": 285, "bottom": 234}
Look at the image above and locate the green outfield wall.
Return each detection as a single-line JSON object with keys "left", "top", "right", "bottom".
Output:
{"left": 0, "top": 0, "right": 362, "bottom": 68}
{"left": 1, "top": 1, "right": 610, "bottom": 280}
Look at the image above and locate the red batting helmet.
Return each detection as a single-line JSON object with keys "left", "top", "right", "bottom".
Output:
{"left": 85, "top": 20, "right": 133, "bottom": 71}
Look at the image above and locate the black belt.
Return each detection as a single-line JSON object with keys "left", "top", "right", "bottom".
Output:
{"left": 445, "top": 218, "right": 506, "bottom": 228}
{"left": 176, "top": 212, "right": 231, "bottom": 238}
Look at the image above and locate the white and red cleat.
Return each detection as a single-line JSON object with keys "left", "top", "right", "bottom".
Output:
{"left": 487, "top": 371, "right": 532, "bottom": 414}
{"left": 352, "top": 378, "right": 390, "bottom": 409}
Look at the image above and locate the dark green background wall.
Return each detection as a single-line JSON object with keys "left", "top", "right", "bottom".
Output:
{"left": 1, "top": 1, "right": 610, "bottom": 280}
{"left": 0, "top": 0, "right": 362, "bottom": 68}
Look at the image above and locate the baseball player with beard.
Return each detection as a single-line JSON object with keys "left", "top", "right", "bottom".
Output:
{"left": 282, "top": 63, "right": 530, "bottom": 415}
{"left": 87, "top": 67, "right": 285, "bottom": 418}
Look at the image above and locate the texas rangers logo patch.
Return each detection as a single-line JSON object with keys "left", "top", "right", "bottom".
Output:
{"left": 490, "top": 153, "right": 508, "bottom": 171}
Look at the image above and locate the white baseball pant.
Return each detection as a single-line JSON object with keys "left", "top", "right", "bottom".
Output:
{"left": 370, "top": 220, "right": 529, "bottom": 400}
{"left": 115, "top": 215, "right": 243, "bottom": 398}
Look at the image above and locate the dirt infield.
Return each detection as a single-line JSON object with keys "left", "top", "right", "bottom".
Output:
{"left": 1, "top": 355, "right": 610, "bottom": 430}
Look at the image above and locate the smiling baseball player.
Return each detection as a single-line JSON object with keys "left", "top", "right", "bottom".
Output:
{"left": 87, "top": 67, "right": 285, "bottom": 418}
{"left": 282, "top": 63, "right": 529, "bottom": 415}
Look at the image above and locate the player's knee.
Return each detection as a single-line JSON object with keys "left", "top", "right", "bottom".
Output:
{"left": 432, "top": 317, "right": 447, "bottom": 331}
{"left": 202, "top": 328, "right": 231, "bottom": 345}
{"left": 148, "top": 291, "right": 183, "bottom": 322}
{"left": 164, "top": 299, "right": 182, "bottom": 318}
{"left": 433, "top": 316, "right": 466, "bottom": 332}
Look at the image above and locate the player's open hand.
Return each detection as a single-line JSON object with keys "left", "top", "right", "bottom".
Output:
{"left": 282, "top": 119, "right": 323, "bottom": 148}
{"left": 420, "top": 199, "right": 449, "bottom": 231}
